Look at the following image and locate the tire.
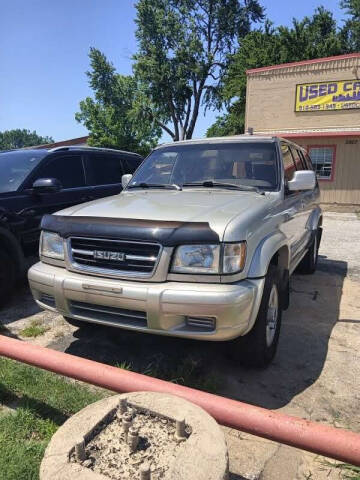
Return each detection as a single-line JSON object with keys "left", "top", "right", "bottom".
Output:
{"left": 228, "top": 265, "right": 282, "bottom": 368}
{"left": 0, "top": 250, "right": 16, "bottom": 308}
{"left": 297, "top": 228, "right": 320, "bottom": 275}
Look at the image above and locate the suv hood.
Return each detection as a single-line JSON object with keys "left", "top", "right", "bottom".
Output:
{"left": 56, "top": 190, "right": 273, "bottom": 240}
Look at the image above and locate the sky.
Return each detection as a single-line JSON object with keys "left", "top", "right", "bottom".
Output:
{"left": 0, "top": 0, "right": 345, "bottom": 143}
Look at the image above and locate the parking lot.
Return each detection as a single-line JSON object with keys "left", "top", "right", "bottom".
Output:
{"left": 1, "top": 211, "right": 360, "bottom": 479}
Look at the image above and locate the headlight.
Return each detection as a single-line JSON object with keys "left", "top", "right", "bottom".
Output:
{"left": 40, "top": 231, "right": 64, "bottom": 260}
{"left": 172, "top": 245, "right": 220, "bottom": 274}
{"left": 222, "top": 243, "right": 247, "bottom": 274}
{"left": 171, "top": 242, "right": 246, "bottom": 274}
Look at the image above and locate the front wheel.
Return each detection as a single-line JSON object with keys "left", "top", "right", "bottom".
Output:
{"left": 228, "top": 265, "right": 282, "bottom": 368}
{"left": 0, "top": 251, "right": 16, "bottom": 308}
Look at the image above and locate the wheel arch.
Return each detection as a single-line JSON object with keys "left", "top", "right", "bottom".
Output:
{"left": 307, "top": 206, "right": 322, "bottom": 231}
{"left": 248, "top": 231, "right": 290, "bottom": 279}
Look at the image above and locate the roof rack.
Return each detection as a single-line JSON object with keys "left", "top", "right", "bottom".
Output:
{"left": 48, "top": 146, "right": 142, "bottom": 156}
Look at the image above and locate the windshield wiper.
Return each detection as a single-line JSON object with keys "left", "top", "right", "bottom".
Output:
{"left": 182, "top": 181, "right": 260, "bottom": 192}
{"left": 128, "top": 182, "right": 182, "bottom": 191}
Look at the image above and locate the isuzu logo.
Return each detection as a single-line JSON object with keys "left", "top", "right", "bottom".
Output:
{"left": 93, "top": 250, "right": 125, "bottom": 261}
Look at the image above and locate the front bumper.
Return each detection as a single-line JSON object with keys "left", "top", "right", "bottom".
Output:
{"left": 28, "top": 262, "right": 265, "bottom": 341}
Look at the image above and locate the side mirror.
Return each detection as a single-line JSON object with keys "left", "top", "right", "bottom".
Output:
{"left": 122, "top": 174, "right": 133, "bottom": 189}
{"left": 287, "top": 170, "right": 316, "bottom": 191}
{"left": 32, "top": 178, "right": 62, "bottom": 194}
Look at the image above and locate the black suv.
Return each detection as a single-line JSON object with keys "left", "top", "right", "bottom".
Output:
{"left": 0, "top": 146, "right": 143, "bottom": 305}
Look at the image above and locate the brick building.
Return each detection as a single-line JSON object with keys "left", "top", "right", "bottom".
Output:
{"left": 245, "top": 53, "right": 360, "bottom": 205}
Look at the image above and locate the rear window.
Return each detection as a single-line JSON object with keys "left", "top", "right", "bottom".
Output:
{"left": 0, "top": 150, "right": 47, "bottom": 193}
{"left": 122, "top": 155, "right": 142, "bottom": 174}
{"left": 85, "top": 154, "right": 124, "bottom": 186}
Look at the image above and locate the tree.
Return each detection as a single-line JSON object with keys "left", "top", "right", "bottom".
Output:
{"left": 207, "top": 7, "right": 343, "bottom": 136}
{"left": 76, "top": 48, "right": 161, "bottom": 157}
{"left": 133, "top": 0, "right": 264, "bottom": 141}
{"left": 340, "top": 0, "right": 360, "bottom": 51}
{"left": 0, "top": 129, "right": 54, "bottom": 150}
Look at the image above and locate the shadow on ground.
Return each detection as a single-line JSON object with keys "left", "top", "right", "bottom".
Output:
{"left": 0, "top": 284, "right": 41, "bottom": 325}
{"left": 46, "top": 257, "right": 348, "bottom": 410}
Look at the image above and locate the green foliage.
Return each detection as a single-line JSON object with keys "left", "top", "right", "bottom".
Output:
{"left": 340, "top": 0, "right": 360, "bottom": 51}
{"left": 133, "top": 0, "right": 264, "bottom": 140}
{"left": 0, "top": 358, "right": 109, "bottom": 480}
{"left": 19, "top": 320, "right": 49, "bottom": 338}
{"left": 206, "top": 103, "right": 245, "bottom": 137}
{"left": 76, "top": 48, "right": 161, "bottom": 156}
{"left": 0, "top": 358, "right": 107, "bottom": 418}
{"left": 0, "top": 129, "right": 53, "bottom": 150}
{"left": 0, "top": 408, "right": 57, "bottom": 480}
{"left": 207, "top": 4, "right": 359, "bottom": 136}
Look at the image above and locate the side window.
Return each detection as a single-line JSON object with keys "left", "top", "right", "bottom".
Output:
{"left": 85, "top": 154, "right": 124, "bottom": 186}
{"left": 304, "top": 153, "right": 315, "bottom": 171}
{"left": 291, "top": 148, "right": 306, "bottom": 170}
{"left": 34, "top": 155, "right": 85, "bottom": 188}
{"left": 122, "top": 156, "right": 142, "bottom": 174}
{"left": 281, "top": 144, "right": 296, "bottom": 183}
{"left": 298, "top": 150, "right": 309, "bottom": 170}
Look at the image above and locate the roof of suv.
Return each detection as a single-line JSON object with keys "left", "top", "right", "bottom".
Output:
{"left": 47, "top": 146, "right": 143, "bottom": 156}
{"left": 8, "top": 146, "right": 142, "bottom": 157}
{"left": 154, "top": 135, "right": 306, "bottom": 152}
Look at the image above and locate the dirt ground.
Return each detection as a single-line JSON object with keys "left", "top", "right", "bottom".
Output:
{"left": 1, "top": 211, "right": 360, "bottom": 479}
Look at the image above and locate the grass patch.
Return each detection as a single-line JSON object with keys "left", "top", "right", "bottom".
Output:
{"left": 323, "top": 461, "right": 360, "bottom": 479}
{"left": 0, "top": 358, "right": 109, "bottom": 479}
{"left": 117, "top": 354, "right": 221, "bottom": 393}
{"left": 0, "top": 408, "right": 57, "bottom": 480}
{"left": 19, "top": 320, "right": 49, "bottom": 338}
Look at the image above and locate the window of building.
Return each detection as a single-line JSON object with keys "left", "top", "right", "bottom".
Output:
{"left": 308, "top": 146, "right": 335, "bottom": 180}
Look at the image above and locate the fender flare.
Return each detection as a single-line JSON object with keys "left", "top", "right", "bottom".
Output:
{"left": 248, "top": 231, "right": 290, "bottom": 278}
{"left": 306, "top": 206, "right": 322, "bottom": 231}
{"left": 0, "top": 225, "right": 25, "bottom": 277}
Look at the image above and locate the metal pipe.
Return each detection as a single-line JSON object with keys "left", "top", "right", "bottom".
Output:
{"left": 0, "top": 334, "right": 359, "bottom": 466}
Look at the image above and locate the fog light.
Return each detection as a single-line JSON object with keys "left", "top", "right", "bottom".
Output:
{"left": 186, "top": 316, "right": 216, "bottom": 331}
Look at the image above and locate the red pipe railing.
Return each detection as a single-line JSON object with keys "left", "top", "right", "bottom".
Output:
{"left": 1, "top": 334, "right": 359, "bottom": 466}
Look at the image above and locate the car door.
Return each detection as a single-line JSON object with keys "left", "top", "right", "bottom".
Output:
{"left": 288, "top": 146, "right": 313, "bottom": 253}
{"left": 279, "top": 143, "right": 305, "bottom": 262}
{"left": 83, "top": 152, "right": 126, "bottom": 201}
{"left": 20, "top": 152, "right": 90, "bottom": 252}
{"left": 299, "top": 148, "right": 320, "bottom": 234}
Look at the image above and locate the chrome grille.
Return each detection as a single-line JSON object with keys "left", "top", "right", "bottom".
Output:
{"left": 68, "top": 237, "right": 161, "bottom": 277}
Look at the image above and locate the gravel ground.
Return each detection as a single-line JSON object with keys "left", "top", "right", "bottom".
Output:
{"left": 1, "top": 211, "right": 359, "bottom": 479}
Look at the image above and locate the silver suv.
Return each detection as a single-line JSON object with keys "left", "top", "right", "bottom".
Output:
{"left": 28, "top": 136, "right": 322, "bottom": 366}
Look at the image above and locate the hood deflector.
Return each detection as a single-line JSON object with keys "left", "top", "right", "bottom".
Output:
{"left": 41, "top": 215, "right": 220, "bottom": 246}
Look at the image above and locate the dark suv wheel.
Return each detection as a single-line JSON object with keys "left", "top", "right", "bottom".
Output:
{"left": 228, "top": 265, "right": 282, "bottom": 367}
{"left": 0, "top": 251, "right": 16, "bottom": 307}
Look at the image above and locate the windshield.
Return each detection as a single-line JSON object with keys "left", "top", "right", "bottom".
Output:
{"left": 0, "top": 150, "right": 47, "bottom": 193}
{"left": 128, "top": 142, "right": 279, "bottom": 191}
